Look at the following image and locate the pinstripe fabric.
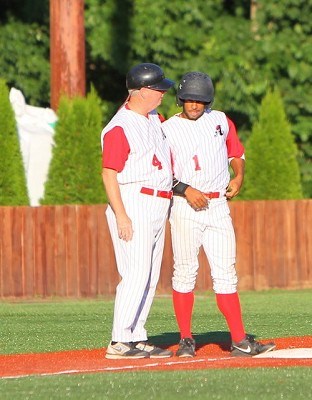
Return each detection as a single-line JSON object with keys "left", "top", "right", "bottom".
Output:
{"left": 101, "top": 106, "right": 172, "bottom": 190}
{"left": 169, "top": 197, "right": 237, "bottom": 293}
{"left": 101, "top": 106, "right": 172, "bottom": 343}
{"left": 162, "top": 109, "right": 241, "bottom": 294}
{"left": 106, "top": 190, "right": 169, "bottom": 342}
{"left": 163, "top": 109, "right": 230, "bottom": 194}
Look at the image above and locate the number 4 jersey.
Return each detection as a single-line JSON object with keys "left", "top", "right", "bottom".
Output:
{"left": 101, "top": 104, "right": 172, "bottom": 191}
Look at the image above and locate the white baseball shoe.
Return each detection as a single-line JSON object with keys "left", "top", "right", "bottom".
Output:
{"left": 105, "top": 341, "right": 150, "bottom": 359}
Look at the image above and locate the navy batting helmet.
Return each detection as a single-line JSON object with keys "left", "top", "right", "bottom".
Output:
{"left": 176, "top": 72, "right": 214, "bottom": 106}
{"left": 126, "top": 63, "right": 174, "bottom": 91}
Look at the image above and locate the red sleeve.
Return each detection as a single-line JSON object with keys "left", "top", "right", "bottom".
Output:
{"left": 226, "top": 117, "right": 244, "bottom": 158}
{"left": 102, "top": 126, "right": 130, "bottom": 172}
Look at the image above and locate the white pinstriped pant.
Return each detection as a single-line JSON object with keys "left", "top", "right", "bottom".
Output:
{"left": 170, "top": 196, "right": 238, "bottom": 294}
{"left": 106, "top": 187, "right": 170, "bottom": 343}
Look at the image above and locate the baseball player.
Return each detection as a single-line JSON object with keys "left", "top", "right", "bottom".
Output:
{"left": 101, "top": 63, "right": 174, "bottom": 359}
{"left": 162, "top": 71, "right": 276, "bottom": 357}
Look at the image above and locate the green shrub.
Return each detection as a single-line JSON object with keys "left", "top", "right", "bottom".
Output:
{"left": 242, "top": 89, "right": 303, "bottom": 200}
{"left": 0, "top": 79, "right": 29, "bottom": 205}
{"left": 41, "top": 89, "right": 107, "bottom": 205}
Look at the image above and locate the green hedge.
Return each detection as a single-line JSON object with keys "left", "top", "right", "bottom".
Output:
{"left": 0, "top": 79, "right": 29, "bottom": 205}
{"left": 41, "top": 89, "right": 107, "bottom": 205}
{"left": 241, "top": 89, "right": 303, "bottom": 200}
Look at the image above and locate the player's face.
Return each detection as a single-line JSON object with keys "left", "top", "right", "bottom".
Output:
{"left": 181, "top": 100, "right": 206, "bottom": 120}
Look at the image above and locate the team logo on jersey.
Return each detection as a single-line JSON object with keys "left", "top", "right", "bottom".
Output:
{"left": 214, "top": 125, "right": 224, "bottom": 136}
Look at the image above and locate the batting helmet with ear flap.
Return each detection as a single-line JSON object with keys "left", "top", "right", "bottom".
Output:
{"left": 126, "top": 63, "right": 174, "bottom": 91}
{"left": 176, "top": 72, "right": 214, "bottom": 106}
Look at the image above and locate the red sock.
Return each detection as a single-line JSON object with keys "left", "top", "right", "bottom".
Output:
{"left": 216, "top": 293, "right": 245, "bottom": 343}
{"left": 173, "top": 290, "right": 194, "bottom": 339}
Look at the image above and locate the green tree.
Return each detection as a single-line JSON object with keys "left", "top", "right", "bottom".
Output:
{"left": 254, "top": 0, "right": 312, "bottom": 198}
{"left": 0, "top": 79, "right": 29, "bottom": 205}
{"left": 41, "top": 89, "right": 106, "bottom": 205}
{"left": 0, "top": 19, "right": 50, "bottom": 106}
{"left": 242, "top": 89, "right": 303, "bottom": 200}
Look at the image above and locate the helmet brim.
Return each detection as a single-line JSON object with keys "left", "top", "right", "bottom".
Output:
{"left": 147, "top": 78, "right": 175, "bottom": 91}
{"left": 178, "top": 93, "right": 213, "bottom": 103}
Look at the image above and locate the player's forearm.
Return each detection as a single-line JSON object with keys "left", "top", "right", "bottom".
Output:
{"left": 230, "top": 158, "right": 245, "bottom": 183}
{"left": 227, "top": 158, "right": 245, "bottom": 198}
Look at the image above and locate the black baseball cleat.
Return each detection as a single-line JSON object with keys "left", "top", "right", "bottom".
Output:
{"left": 231, "top": 335, "right": 276, "bottom": 357}
{"left": 176, "top": 338, "right": 196, "bottom": 357}
{"left": 133, "top": 341, "right": 173, "bottom": 358}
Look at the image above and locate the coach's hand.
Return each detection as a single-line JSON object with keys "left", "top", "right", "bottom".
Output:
{"left": 116, "top": 214, "right": 133, "bottom": 241}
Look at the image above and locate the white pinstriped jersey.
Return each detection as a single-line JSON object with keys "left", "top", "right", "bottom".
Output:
{"left": 101, "top": 105, "right": 172, "bottom": 191}
{"left": 163, "top": 108, "right": 243, "bottom": 293}
{"left": 101, "top": 104, "right": 173, "bottom": 342}
{"left": 162, "top": 109, "right": 243, "bottom": 193}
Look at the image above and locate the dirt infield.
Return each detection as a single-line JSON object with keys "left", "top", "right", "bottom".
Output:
{"left": 1, "top": 336, "right": 311, "bottom": 379}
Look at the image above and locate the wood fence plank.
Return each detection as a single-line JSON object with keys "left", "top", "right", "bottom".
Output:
{"left": 1, "top": 207, "right": 14, "bottom": 296}
{"left": 64, "top": 206, "right": 79, "bottom": 297}
{"left": 88, "top": 206, "right": 98, "bottom": 296}
{"left": 282, "top": 201, "right": 299, "bottom": 288}
{"left": 0, "top": 208, "right": 4, "bottom": 297}
{"left": 252, "top": 201, "right": 270, "bottom": 290}
{"left": 0, "top": 208, "right": 5, "bottom": 297}
{"left": 34, "top": 207, "right": 46, "bottom": 296}
{"left": 23, "top": 207, "right": 35, "bottom": 297}
{"left": 265, "top": 201, "right": 286, "bottom": 288}
{"left": 230, "top": 201, "right": 254, "bottom": 290}
{"left": 305, "top": 201, "right": 312, "bottom": 285}
{"left": 96, "top": 205, "right": 108, "bottom": 295}
{"left": 77, "top": 205, "right": 89, "bottom": 296}
{"left": 42, "top": 207, "right": 56, "bottom": 296}
{"left": 296, "top": 200, "right": 312, "bottom": 287}
{"left": 12, "top": 207, "right": 24, "bottom": 297}
{"left": 96, "top": 205, "right": 119, "bottom": 295}
{"left": 54, "top": 206, "right": 67, "bottom": 296}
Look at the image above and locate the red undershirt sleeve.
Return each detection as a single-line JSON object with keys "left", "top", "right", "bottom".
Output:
{"left": 102, "top": 126, "right": 130, "bottom": 172}
{"left": 158, "top": 113, "right": 166, "bottom": 123}
{"left": 226, "top": 117, "right": 245, "bottom": 158}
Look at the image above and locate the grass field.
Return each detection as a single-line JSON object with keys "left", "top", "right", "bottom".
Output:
{"left": 0, "top": 289, "right": 311, "bottom": 399}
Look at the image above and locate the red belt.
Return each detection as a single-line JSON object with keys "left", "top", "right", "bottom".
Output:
{"left": 140, "top": 187, "right": 173, "bottom": 199}
{"left": 203, "top": 192, "right": 220, "bottom": 199}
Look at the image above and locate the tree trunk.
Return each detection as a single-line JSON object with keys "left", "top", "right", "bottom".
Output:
{"left": 50, "top": 0, "right": 86, "bottom": 110}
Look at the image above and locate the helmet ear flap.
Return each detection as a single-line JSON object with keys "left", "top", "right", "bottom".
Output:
{"left": 176, "top": 96, "right": 183, "bottom": 107}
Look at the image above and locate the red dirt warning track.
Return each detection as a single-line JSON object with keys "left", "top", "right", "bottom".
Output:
{"left": 1, "top": 336, "right": 311, "bottom": 378}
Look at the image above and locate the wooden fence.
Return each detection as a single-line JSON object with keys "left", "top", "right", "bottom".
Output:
{"left": 0, "top": 200, "right": 311, "bottom": 298}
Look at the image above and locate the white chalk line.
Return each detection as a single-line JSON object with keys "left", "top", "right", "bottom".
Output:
{"left": 0, "top": 356, "right": 231, "bottom": 380}
{"left": 2, "top": 348, "right": 312, "bottom": 380}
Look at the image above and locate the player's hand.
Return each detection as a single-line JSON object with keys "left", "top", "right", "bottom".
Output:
{"left": 116, "top": 214, "right": 133, "bottom": 241}
{"left": 226, "top": 177, "right": 243, "bottom": 199}
{"left": 184, "top": 187, "right": 209, "bottom": 211}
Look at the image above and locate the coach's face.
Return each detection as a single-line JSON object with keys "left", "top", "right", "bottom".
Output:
{"left": 141, "top": 87, "right": 166, "bottom": 110}
{"left": 181, "top": 100, "right": 206, "bottom": 121}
